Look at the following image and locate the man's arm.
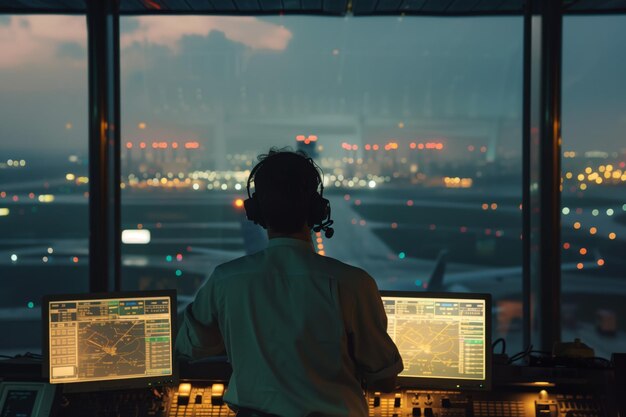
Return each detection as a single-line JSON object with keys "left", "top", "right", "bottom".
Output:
{"left": 348, "top": 273, "right": 403, "bottom": 391}
{"left": 175, "top": 270, "right": 226, "bottom": 359}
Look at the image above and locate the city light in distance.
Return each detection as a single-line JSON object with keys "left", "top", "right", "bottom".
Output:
{"left": 234, "top": 198, "right": 244, "bottom": 208}
{"left": 138, "top": 122, "right": 147, "bottom": 129}
{"left": 122, "top": 229, "right": 151, "bottom": 244}
{"left": 66, "top": 173, "right": 75, "bottom": 181}
{"left": 443, "top": 177, "right": 472, "bottom": 188}
{"left": 38, "top": 194, "right": 55, "bottom": 203}
{"left": 0, "top": 208, "right": 9, "bottom": 217}
{"left": 10, "top": 254, "right": 17, "bottom": 262}
{"left": 296, "top": 134, "right": 318, "bottom": 145}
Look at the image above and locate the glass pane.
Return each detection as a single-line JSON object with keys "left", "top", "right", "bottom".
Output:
{"left": 562, "top": 16, "right": 626, "bottom": 358}
{"left": 120, "top": 16, "right": 523, "bottom": 351}
{"left": 0, "top": 16, "right": 88, "bottom": 356}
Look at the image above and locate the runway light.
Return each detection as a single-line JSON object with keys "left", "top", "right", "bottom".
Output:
{"left": 27, "top": 301, "right": 34, "bottom": 309}
{"left": 609, "top": 233, "right": 616, "bottom": 240}
{"left": 579, "top": 248, "right": 587, "bottom": 255}
{"left": 38, "top": 194, "right": 55, "bottom": 203}
{"left": 122, "top": 229, "right": 151, "bottom": 244}
{"left": 72, "top": 256, "right": 79, "bottom": 263}
{"left": 176, "top": 254, "right": 183, "bottom": 261}
{"left": 10, "top": 254, "right": 17, "bottom": 262}
{"left": 597, "top": 259, "right": 605, "bottom": 266}
{"left": 234, "top": 198, "right": 244, "bottom": 208}
{"left": 175, "top": 270, "right": 183, "bottom": 277}
{"left": 138, "top": 122, "right": 146, "bottom": 129}
{"left": 406, "top": 200, "right": 414, "bottom": 207}
{"left": 47, "top": 247, "right": 53, "bottom": 254}
{"left": 573, "top": 222, "right": 581, "bottom": 230}
{"left": 368, "top": 180, "right": 376, "bottom": 188}
{"left": 398, "top": 252, "right": 406, "bottom": 259}
{"left": 592, "top": 209, "right": 599, "bottom": 216}
{"left": 577, "top": 263, "right": 584, "bottom": 270}
{"left": 0, "top": 208, "right": 9, "bottom": 216}
{"left": 606, "top": 208, "right": 614, "bottom": 216}
{"left": 391, "top": 222, "right": 398, "bottom": 229}
{"left": 590, "top": 227, "right": 597, "bottom": 235}
{"left": 415, "top": 279, "right": 422, "bottom": 287}
{"left": 66, "top": 173, "right": 75, "bottom": 181}
{"left": 563, "top": 242, "right": 570, "bottom": 250}
{"left": 562, "top": 207, "right": 570, "bottom": 215}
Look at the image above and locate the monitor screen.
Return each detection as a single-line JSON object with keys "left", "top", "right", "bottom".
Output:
{"left": 43, "top": 291, "right": 176, "bottom": 388}
{"left": 381, "top": 291, "right": 491, "bottom": 390}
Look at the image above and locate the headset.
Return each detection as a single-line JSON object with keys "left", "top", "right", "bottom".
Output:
{"left": 244, "top": 152, "right": 335, "bottom": 239}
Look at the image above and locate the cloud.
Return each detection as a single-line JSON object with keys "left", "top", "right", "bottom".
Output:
{"left": 57, "top": 41, "right": 86, "bottom": 59}
{"left": 120, "top": 16, "right": 292, "bottom": 52}
{"left": 0, "top": 15, "right": 291, "bottom": 70}
{"left": 0, "top": 16, "right": 85, "bottom": 69}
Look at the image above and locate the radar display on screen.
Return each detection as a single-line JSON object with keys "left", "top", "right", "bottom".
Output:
{"left": 47, "top": 296, "right": 173, "bottom": 384}
{"left": 382, "top": 295, "right": 487, "bottom": 381}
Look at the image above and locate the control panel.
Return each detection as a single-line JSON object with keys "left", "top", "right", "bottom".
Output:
{"left": 0, "top": 381, "right": 615, "bottom": 417}
{"left": 365, "top": 389, "right": 610, "bottom": 417}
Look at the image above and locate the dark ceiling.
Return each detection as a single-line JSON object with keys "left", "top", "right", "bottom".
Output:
{"left": 1, "top": 0, "right": 625, "bottom": 15}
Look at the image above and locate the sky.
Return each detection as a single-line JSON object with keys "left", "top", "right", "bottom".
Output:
{"left": 0, "top": 14, "right": 624, "bottom": 158}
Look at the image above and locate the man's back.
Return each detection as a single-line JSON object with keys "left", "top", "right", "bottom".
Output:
{"left": 177, "top": 237, "right": 402, "bottom": 417}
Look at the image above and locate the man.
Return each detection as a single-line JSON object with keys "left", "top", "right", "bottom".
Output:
{"left": 176, "top": 149, "right": 403, "bottom": 417}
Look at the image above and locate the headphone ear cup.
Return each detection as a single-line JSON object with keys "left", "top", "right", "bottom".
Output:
{"left": 308, "top": 194, "right": 329, "bottom": 227}
{"left": 244, "top": 193, "right": 266, "bottom": 228}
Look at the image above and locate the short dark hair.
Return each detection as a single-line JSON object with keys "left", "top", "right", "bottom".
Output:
{"left": 252, "top": 148, "right": 321, "bottom": 233}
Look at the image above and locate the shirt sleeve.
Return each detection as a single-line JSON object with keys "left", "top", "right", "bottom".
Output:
{"left": 175, "top": 269, "right": 226, "bottom": 359}
{"left": 349, "top": 274, "right": 403, "bottom": 384}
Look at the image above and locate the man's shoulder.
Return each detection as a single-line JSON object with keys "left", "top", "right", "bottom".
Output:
{"left": 314, "top": 254, "right": 374, "bottom": 284}
{"left": 212, "top": 251, "right": 264, "bottom": 279}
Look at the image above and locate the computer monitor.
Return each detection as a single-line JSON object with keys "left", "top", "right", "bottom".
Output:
{"left": 380, "top": 291, "right": 491, "bottom": 391}
{"left": 43, "top": 290, "right": 177, "bottom": 391}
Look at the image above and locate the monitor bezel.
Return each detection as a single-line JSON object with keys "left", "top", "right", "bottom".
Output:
{"left": 42, "top": 289, "right": 178, "bottom": 392}
{"left": 380, "top": 290, "right": 492, "bottom": 391}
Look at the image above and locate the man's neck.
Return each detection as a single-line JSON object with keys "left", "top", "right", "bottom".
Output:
{"left": 267, "top": 227, "right": 312, "bottom": 243}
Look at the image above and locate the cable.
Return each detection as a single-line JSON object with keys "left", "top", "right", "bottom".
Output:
{"left": 508, "top": 344, "right": 533, "bottom": 364}
{"left": 492, "top": 338, "right": 506, "bottom": 355}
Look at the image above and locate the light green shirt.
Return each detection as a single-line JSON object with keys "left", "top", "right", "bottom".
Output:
{"left": 175, "top": 237, "right": 403, "bottom": 417}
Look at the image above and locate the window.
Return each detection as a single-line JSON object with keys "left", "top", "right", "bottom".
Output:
{"left": 120, "top": 16, "right": 523, "bottom": 348}
{"left": 561, "top": 16, "right": 626, "bottom": 357}
{"left": 0, "top": 15, "right": 88, "bottom": 356}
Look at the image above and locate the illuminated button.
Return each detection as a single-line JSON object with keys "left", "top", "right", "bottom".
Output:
{"left": 211, "top": 383, "right": 225, "bottom": 406}
{"left": 177, "top": 383, "right": 192, "bottom": 406}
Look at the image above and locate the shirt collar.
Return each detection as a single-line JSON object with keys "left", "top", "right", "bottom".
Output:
{"left": 267, "top": 237, "right": 315, "bottom": 252}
